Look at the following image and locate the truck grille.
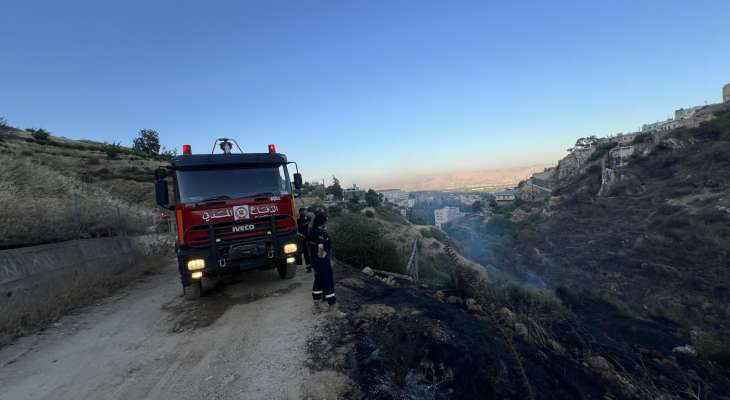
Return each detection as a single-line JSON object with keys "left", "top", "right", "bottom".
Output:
{"left": 184, "top": 215, "right": 294, "bottom": 247}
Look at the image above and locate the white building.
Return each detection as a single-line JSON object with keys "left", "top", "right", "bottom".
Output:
{"left": 642, "top": 119, "right": 682, "bottom": 134}
{"left": 494, "top": 189, "right": 518, "bottom": 202}
{"left": 377, "top": 189, "right": 409, "bottom": 207}
{"left": 434, "top": 206, "right": 463, "bottom": 228}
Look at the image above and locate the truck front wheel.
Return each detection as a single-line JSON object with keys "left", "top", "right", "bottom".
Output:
{"left": 277, "top": 262, "right": 297, "bottom": 279}
{"left": 183, "top": 281, "right": 202, "bottom": 300}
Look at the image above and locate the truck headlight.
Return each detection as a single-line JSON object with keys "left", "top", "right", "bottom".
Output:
{"left": 187, "top": 259, "right": 205, "bottom": 271}
{"left": 283, "top": 243, "right": 298, "bottom": 254}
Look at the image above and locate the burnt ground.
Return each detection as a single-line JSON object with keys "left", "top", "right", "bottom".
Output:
{"left": 506, "top": 112, "right": 730, "bottom": 335}
{"left": 310, "top": 261, "right": 730, "bottom": 400}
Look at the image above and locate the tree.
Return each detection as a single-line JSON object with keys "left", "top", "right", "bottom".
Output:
{"left": 327, "top": 175, "right": 343, "bottom": 201}
{"left": 133, "top": 129, "right": 161, "bottom": 156}
{"left": 568, "top": 135, "right": 599, "bottom": 152}
{"left": 28, "top": 128, "right": 50, "bottom": 143}
{"left": 365, "top": 189, "right": 381, "bottom": 208}
{"left": 471, "top": 201, "right": 484, "bottom": 213}
{"left": 159, "top": 146, "right": 177, "bottom": 161}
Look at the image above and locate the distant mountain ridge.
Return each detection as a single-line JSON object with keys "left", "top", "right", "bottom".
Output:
{"left": 382, "top": 164, "right": 552, "bottom": 192}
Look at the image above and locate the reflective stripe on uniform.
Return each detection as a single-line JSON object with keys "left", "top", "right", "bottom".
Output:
{"left": 325, "top": 293, "right": 335, "bottom": 299}
{"left": 312, "top": 291, "right": 323, "bottom": 294}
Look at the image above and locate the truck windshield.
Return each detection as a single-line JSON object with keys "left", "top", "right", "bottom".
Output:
{"left": 176, "top": 165, "right": 291, "bottom": 204}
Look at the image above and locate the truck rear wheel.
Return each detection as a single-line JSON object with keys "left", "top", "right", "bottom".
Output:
{"left": 277, "top": 262, "right": 297, "bottom": 279}
{"left": 184, "top": 281, "right": 202, "bottom": 300}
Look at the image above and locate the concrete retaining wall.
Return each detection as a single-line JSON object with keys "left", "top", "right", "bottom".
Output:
{"left": 0, "top": 236, "right": 161, "bottom": 340}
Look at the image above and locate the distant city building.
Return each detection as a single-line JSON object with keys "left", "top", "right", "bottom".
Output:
{"left": 343, "top": 184, "right": 365, "bottom": 201}
{"left": 494, "top": 189, "right": 518, "bottom": 202}
{"left": 434, "top": 206, "right": 463, "bottom": 228}
{"left": 407, "top": 198, "right": 416, "bottom": 208}
{"left": 377, "top": 189, "right": 408, "bottom": 206}
{"left": 641, "top": 119, "right": 682, "bottom": 134}
{"left": 724, "top": 83, "right": 730, "bottom": 103}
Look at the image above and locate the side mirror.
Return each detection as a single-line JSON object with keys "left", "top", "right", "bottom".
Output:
{"left": 293, "top": 173, "right": 303, "bottom": 190}
{"left": 155, "top": 179, "right": 170, "bottom": 208}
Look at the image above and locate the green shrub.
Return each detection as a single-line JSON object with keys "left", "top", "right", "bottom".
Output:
{"left": 0, "top": 117, "right": 10, "bottom": 129}
{"left": 694, "top": 332, "right": 730, "bottom": 368}
{"left": 378, "top": 207, "right": 409, "bottom": 225}
{"left": 86, "top": 158, "right": 101, "bottom": 166}
{"left": 364, "top": 210, "right": 374, "bottom": 218}
{"left": 418, "top": 260, "right": 452, "bottom": 286}
{"left": 420, "top": 227, "right": 447, "bottom": 242}
{"left": 346, "top": 201, "right": 365, "bottom": 213}
{"left": 103, "top": 142, "right": 123, "bottom": 159}
{"left": 329, "top": 213, "right": 403, "bottom": 272}
{"left": 327, "top": 205, "right": 342, "bottom": 218}
{"left": 28, "top": 128, "right": 51, "bottom": 143}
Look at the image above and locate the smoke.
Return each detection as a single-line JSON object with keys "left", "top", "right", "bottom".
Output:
{"left": 443, "top": 213, "right": 552, "bottom": 291}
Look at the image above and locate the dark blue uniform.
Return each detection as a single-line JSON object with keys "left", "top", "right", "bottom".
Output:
{"left": 297, "top": 212, "right": 312, "bottom": 270}
{"left": 308, "top": 226, "right": 335, "bottom": 305}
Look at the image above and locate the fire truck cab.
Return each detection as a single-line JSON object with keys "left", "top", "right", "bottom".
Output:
{"left": 154, "top": 139, "right": 303, "bottom": 299}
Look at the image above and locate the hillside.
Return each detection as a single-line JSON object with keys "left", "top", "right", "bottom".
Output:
{"left": 290, "top": 192, "right": 730, "bottom": 398}
{"left": 444, "top": 107, "right": 730, "bottom": 370}
{"left": 517, "top": 109, "right": 730, "bottom": 333}
{"left": 0, "top": 125, "right": 165, "bottom": 248}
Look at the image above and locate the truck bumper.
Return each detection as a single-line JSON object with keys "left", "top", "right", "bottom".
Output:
{"left": 177, "top": 232, "right": 300, "bottom": 286}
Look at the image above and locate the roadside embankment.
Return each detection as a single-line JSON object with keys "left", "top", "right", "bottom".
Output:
{"left": 0, "top": 234, "right": 170, "bottom": 346}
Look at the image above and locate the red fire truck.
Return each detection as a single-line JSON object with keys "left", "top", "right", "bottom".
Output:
{"left": 154, "top": 139, "right": 303, "bottom": 299}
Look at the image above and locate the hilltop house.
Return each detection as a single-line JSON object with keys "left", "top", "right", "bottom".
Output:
{"left": 642, "top": 119, "right": 682, "bottom": 134}
{"left": 343, "top": 184, "right": 365, "bottom": 201}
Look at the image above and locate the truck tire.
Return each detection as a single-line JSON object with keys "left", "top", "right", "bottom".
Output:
{"left": 184, "top": 281, "right": 202, "bottom": 300}
{"left": 277, "top": 262, "right": 297, "bottom": 279}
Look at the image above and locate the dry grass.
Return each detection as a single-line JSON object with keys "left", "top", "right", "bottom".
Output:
{"left": 0, "top": 154, "right": 156, "bottom": 248}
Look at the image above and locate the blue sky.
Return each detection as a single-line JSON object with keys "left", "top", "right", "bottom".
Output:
{"left": 2, "top": 1, "right": 729, "bottom": 187}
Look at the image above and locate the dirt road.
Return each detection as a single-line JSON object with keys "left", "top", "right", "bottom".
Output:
{"left": 0, "top": 261, "right": 332, "bottom": 400}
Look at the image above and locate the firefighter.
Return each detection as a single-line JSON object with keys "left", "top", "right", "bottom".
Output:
{"left": 308, "top": 210, "right": 345, "bottom": 317}
{"left": 297, "top": 207, "right": 312, "bottom": 272}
